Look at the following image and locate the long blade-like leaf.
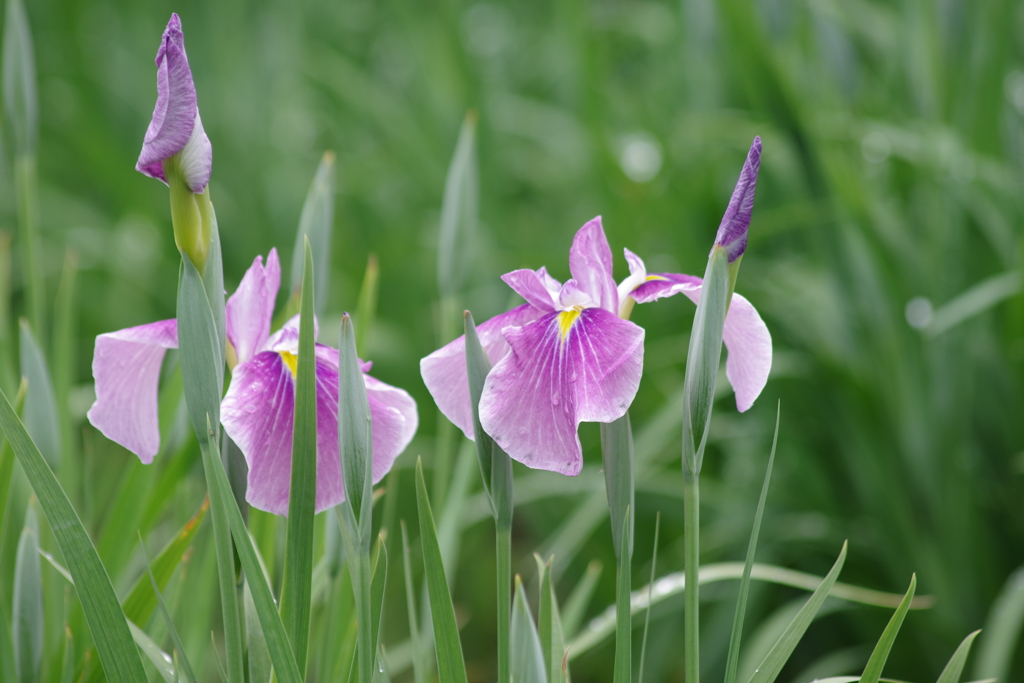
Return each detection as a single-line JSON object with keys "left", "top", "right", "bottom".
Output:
{"left": 339, "top": 313, "right": 373, "bottom": 539}
{"left": 437, "top": 111, "right": 478, "bottom": 300}
{"left": 511, "top": 574, "right": 547, "bottom": 683}
{"left": 638, "top": 512, "right": 660, "bottom": 683}
{"left": 535, "top": 554, "right": 569, "bottom": 683}
{"left": 128, "top": 621, "right": 176, "bottom": 683}
{"left": 371, "top": 534, "right": 389, "bottom": 662}
{"left": 19, "top": 320, "right": 60, "bottom": 467}
{"left": 725, "top": 404, "right": 780, "bottom": 683}
{"left": 972, "top": 566, "right": 1024, "bottom": 681}
{"left": 0, "top": 386, "right": 147, "bottom": 681}
{"left": 561, "top": 560, "right": 602, "bottom": 639}
{"left": 402, "top": 520, "right": 427, "bottom": 683}
{"left": 747, "top": 541, "right": 848, "bottom": 683}
{"left": 138, "top": 533, "right": 196, "bottom": 683}
{"left": 281, "top": 239, "right": 318, "bottom": 674}
{"left": 414, "top": 457, "right": 469, "bottom": 683}
{"left": 937, "top": 630, "right": 982, "bottom": 683}
{"left": 290, "top": 151, "right": 335, "bottom": 315}
{"left": 859, "top": 574, "right": 916, "bottom": 683}
{"left": 13, "top": 503, "right": 42, "bottom": 683}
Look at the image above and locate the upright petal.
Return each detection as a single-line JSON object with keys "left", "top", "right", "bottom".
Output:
{"left": 136, "top": 14, "right": 211, "bottom": 191}
{"left": 87, "top": 319, "right": 178, "bottom": 463}
{"left": 501, "top": 270, "right": 558, "bottom": 312}
{"left": 628, "top": 272, "right": 703, "bottom": 304}
{"left": 665, "top": 282, "right": 772, "bottom": 412}
{"left": 478, "top": 308, "right": 644, "bottom": 476}
{"left": 714, "top": 137, "right": 762, "bottom": 263}
{"left": 226, "top": 249, "right": 281, "bottom": 363}
{"left": 420, "top": 304, "right": 542, "bottom": 439}
{"left": 365, "top": 374, "right": 419, "bottom": 481}
{"left": 569, "top": 217, "right": 618, "bottom": 314}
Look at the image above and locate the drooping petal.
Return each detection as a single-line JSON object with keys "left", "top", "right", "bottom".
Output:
{"left": 364, "top": 374, "right": 419, "bottom": 481}
{"left": 265, "top": 314, "right": 318, "bottom": 354}
{"left": 616, "top": 248, "right": 650, "bottom": 316}
{"left": 226, "top": 249, "right": 281, "bottom": 363}
{"left": 87, "top": 319, "right": 178, "bottom": 464}
{"left": 569, "top": 217, "right": 618, "bottom": 314}
{"left": 420, "top": 304, "right": 543, "bottom": 440}
{"left": 664, "top": 282, "right": 772, "bottom": 412}
{"left": 628, "top": 272, "right": 703, "bottom": 304}
{"left": 136, "top": 14, "right": 211, "bottom": 192}
{"left": 478, "top": 308, "right": 644, "bottom": 476}
{"left": 713, "top": 137, "right": 762, "bottom": 263}
{"left": 501, "top": 270, "right": 558, "bottom": 312}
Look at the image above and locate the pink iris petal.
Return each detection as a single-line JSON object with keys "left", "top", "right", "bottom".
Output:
{"left": 569, "top": 217, "right": 619, "bottom": 314}
{"left": 222, "top": 346, "right": 416, "bottom": 515}
{"left": 629, "top": 274, "right": 772, "bottom": 412}
{"left": 226, "top": 249, "right": 281, "bottom": 364}
{"left": 87, "top": 319, "right": 179, "bottom": 464}
{"left": 136, "top": 14, "right": 212, "bottom": 193}
{"left": 714, "top": 137, "right": 762, "bottom": 263}
{"left": 535, "top": 266, "right": 563, "bottom": 295}
{"left": 501, "top": 270, "right": 558, "bottom": 312}
{"left": 419, "top": 304, "right": 543, "bottom": 440}
{"left": 478, "top": 308, "right": 644, "bottom": 476}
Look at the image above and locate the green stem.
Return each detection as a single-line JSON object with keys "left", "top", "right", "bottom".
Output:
{"left": 353, "top": 549, "right": 373, "bottom": 683}
{"left": 15, "top": 154, "right": 43, "bottom": 341}
{"left": 614, "top": 536, "right": 632, "bottom": 683}
{"left": 683, "top": 469, "right": 700, "bottom": 683}
{"left": 496, "top": 521, "right": 512, "bottom": 683}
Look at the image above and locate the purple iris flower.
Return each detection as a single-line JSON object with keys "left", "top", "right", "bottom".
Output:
{"left": 135, "top": 13, "right": 212, "bottom": 194}
{"left": 88, "top": 249, "right": 418, "bottom": 515}
{"left": 421, "top": 215, "right": 771, "bottom": 477}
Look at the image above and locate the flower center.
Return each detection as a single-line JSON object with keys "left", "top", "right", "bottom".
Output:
{"left": 556, "top": 306, "right": 583, "bottom": 342}
{"left": 279, "top": 351, "right": 298, "bottom": 378}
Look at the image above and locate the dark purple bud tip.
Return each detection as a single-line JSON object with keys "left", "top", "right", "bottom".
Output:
{"left": 713, "top": 136, "right": 762, "bottom": 263}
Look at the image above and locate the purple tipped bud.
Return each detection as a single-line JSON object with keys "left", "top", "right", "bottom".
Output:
{"left": 136, "top": 14, "right": 212, "bottom": 193}
{"left": 713, "top": 136, "right": 761, "bottom": 262}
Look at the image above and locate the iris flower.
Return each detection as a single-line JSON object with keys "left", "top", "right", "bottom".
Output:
{"left": 421, "top": 140, "right": 769, "bottom": 476}
{"left": 88, "top": 249, "right": 418, "bottom": 515}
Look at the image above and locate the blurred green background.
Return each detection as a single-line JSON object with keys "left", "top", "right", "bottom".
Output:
{"left": 2, "top": 0, "right": 1024, "bottom": 680}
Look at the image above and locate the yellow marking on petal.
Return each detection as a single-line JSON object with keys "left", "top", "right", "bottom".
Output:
{"left": 280, "top": 351, "right": 299, "bottom": 378}
{"left": 645, "top": 275, "right": 669, "bottom": 281}
{"left": 557, "top": 307, "right": 583, "bottom": 342}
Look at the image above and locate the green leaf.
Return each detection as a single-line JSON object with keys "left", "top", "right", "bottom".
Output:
{"left": 747, "top": 541, "right": 849, "bottom": 683}
{"left": 245, "top": 579, "right": 272, "bottom": 683}
{"left": 414, "top": 457, "right": 469, "bottom": 683}
{"left": 2, "top": 0, "right": 37, "bottom": 156}
{"left": 925, "top": 270, "right": 1022, "bottom": 337}
{"left": 599, "top": 412, "right": 634, "bottom": 561}
{"left": 13, "top": 503, "right": 42, "bottom": 683}
{"left": 681, "top": 245, "right": 730, "bottom": 474}
{"left": 59, "top": 625, "right": 74, "bottom": 683}
{"left": 138, "top": 533, "right": 196, "bottom": 683}
{"left": 859, "top": 574, "right": 916, "bottom": 683}
{"left": 937, "top": 630, "right": 982, "bottom": 683}
{"left": 437, "top": 111, "right": 478, "bottom": 299}
{"left": 121, "top": 497, "right": 207, "bottom": 627}
{"left": 972, "top": 565, "right": 1024, "bottom": 681}
{"left": 355, "top": 253, "right": 379, "bottom": 356}
{"left": 281, "top": 239, "right": 318, "bottom": 674}
{"left": 290, "top": 151, "right": 335, "bottom": 315}
{"left": 339, "top": 313, "right": 373, "bottom": 542}
{"left": 201, "top": 416, "right": 304, "bottom": 683}
{"left": 128, "top": 621, "right": 176, "bottom": 683}
{"left": 613, "top": 507, "right": 631, "bottom": 683}
{"left": 0, "top": 386, "right": 148, "bottom": 681}
{"left": 637, "top": 513, "right": 660, "bottom": 683}
{"left": 0, "top": 381, "right": 27, "bottom": 547}
{"left": 511, "top": 574, "right": 548, "bottom": 683}
{"left": 0, "top": 233, "right": 15, "bottom": 395}
{"left": 535, "top": 554, "right": 569, "bottom": 683}
{"left": 371, "top": 534, "right": 388, "bottom": 658}
{"left": 19, "top": 320, "right": 60, "bottom": 467}
{"left": 401, "top": 520, "right": 427, "bottom": 683}
{"left": 176, "top": 253, "right": 224, "bottom": 447}
{"left": 724, "top": 404, "right": 780, "bottom": 683}
{"left": 52, "top": 250, "right": 78, "bottom": 494}
{"left": 560, "top": 560, "right": 602, "bottom": 639}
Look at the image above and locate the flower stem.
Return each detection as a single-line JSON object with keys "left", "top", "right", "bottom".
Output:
{"left": 683, "top": 468, "right": 700, "bottom": 682}
{"left": 496, "top": 521, "right": 512, "bottom": 683}
{"left": 614, "top": 512, "right": 632, "bottom": 683}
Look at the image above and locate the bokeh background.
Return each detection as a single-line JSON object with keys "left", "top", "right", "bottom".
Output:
{"left": 2, "top": 0, "right": 1024, "bottom": 680}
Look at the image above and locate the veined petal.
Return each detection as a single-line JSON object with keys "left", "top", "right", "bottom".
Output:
{"left": 226, "top": 249, "right": 281, "bottom": 363}
{"left": 569, "top": 217, "right": 618, "bottom": 314}
{"left": 714, "top": 137, "right": 762, "bottom": 263}
{"left": 478, "top": 308, "right": 644, "bottom": 476}
{"left": 266, "top": 314, "right": 318, "bottom": 354}
{"left": 535, "top": 266, "right": 563, "bottom": 296}
{"left": 176, "top": 113, "right": 213, "bottom": 193}
{"left": 136, "top": 14, "right": 208, "bottom": 188}
{"left": 501, "top": 270, "right": 558, "bottom": 312}
{"left": 365, "top": 374, "right": 418, "bottom": 481}
{"left": 87, "top": 319, "right": 178, "bottom": 463}
{"left": 420, "top": 304, "right": 542, "bottom": 439}
{"left": 629, "top": 272, "right": 702, "bottom": 304}
{"left": 670, "top": 282, "right": 772, "bottom": 412}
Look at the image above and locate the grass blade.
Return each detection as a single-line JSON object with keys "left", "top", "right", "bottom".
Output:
{"left": 937, "top": 630, "right": 982, "bottom": 683}
{"left": 637, "top": 512, "right": 660, "bottom": 683}
{"left": 59, "top": 625, "right": 74, "bottom": 683}
{"left": 414, "top": 457, "right": 469, "bottom": 683}
{"left": 511, "top": 574, "right": 547, "bottom": 683}
{"left": 600, "top": 413, "right": 634, "bottom": 560}
{"left": 0, "top": 386, "right": 147, "bottom": 681}
{"left": 536, "top": 554, "right": 569, "bottom": 683}
{"left": 437, "top": 110, "right": 478, "bottom": 301}
{"left": 355, "top": 253, "right": 379, "bottom": 356}
{"left": 972, "top": 565, "right": 1024, "bottom": 681}
{"left": 747, "top": 541, "right": 849, "bottom": 683}
{"left": 19, "top": 320, "right": 60, "bottom": 468}
{"left": 561, "top": 560, "right": 602, "bottom": 639}
{"left": 725, "top": 404, "right": 780, "bottom": 683}
{"left": 0, "top": 381, "right": 27, "bottom": 561}
{"left": 138, "top": 533, "right": 196, "bottom": 683}
{"left": 281, "top": 238, "right": 318, "bottom": 674}
{"left": 52, "top": 250, "right": 78, "bottom": 494}
{"left": 402, "top": 520, "right": 427, "bottom": 683}
{"left": 289, "top": 151, "right": 335, "bottom": 315}
{"left": 128, "top": 621, "right": 175, "bottom": 683}
{"left": 371, "top": 533, "right": 388, "bottom": 661}
{"left": 859, "top": 574, "right": 916, "bottom": 683}
{"left": 245, "top": 579, "right": 272, "bottom": 683}
{"left": 13, "top": 503, "right": 42, "bottom": 683}
{"left": 0, "top": 232, "right": 14, "bottom": 395}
